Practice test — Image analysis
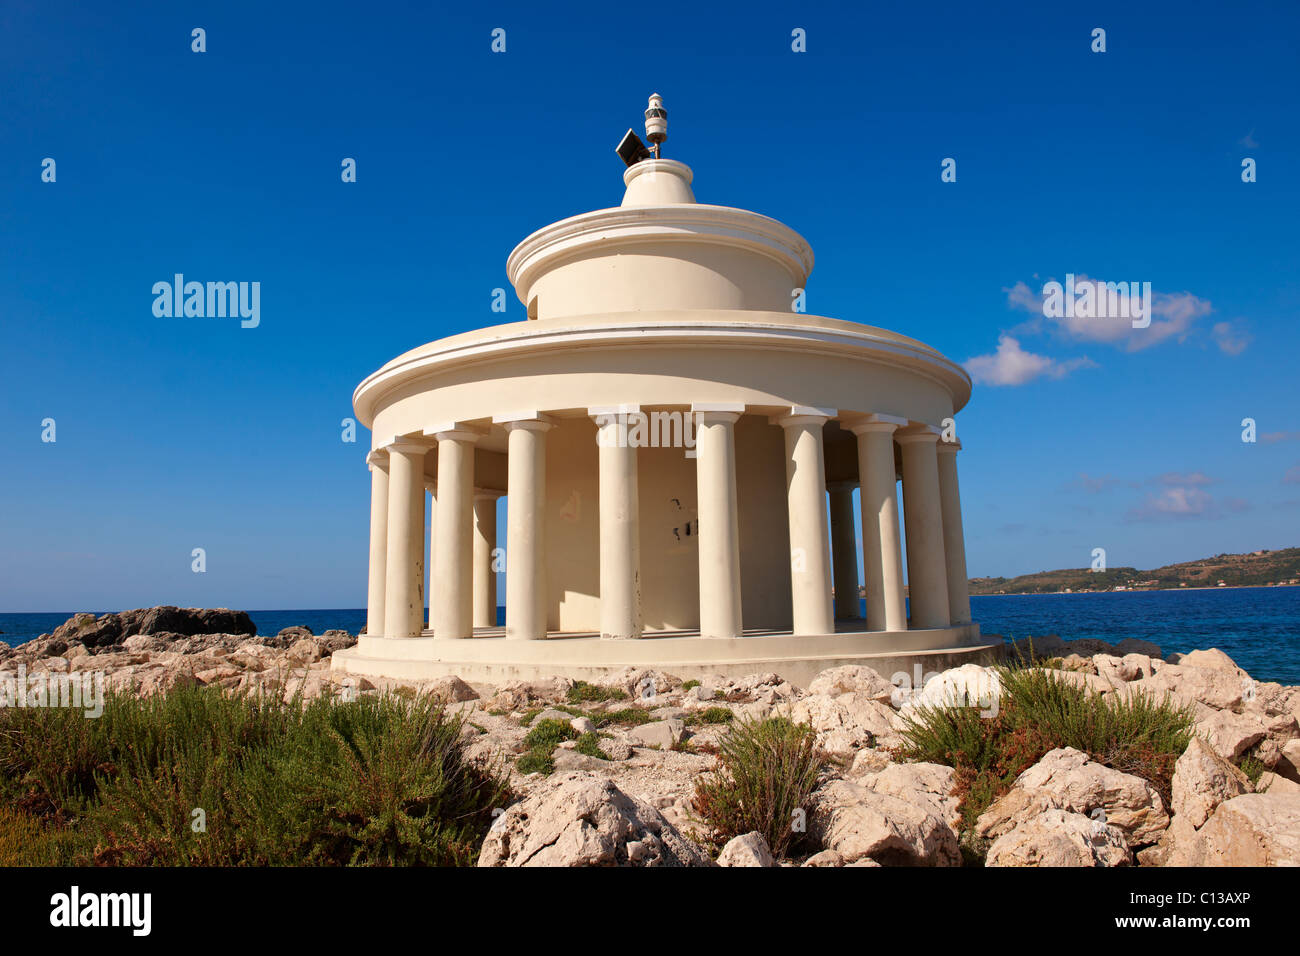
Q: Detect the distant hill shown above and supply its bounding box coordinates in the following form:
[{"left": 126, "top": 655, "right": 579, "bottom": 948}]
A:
[{"left": 969, "top": 547, "right": 1300, "bottom": 595}]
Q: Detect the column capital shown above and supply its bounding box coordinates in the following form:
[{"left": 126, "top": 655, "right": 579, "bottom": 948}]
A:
[
  {"left": 895, "top": 425, "right": 942, "bottom": 446},
  {"left": 773, "top": 405, "right": 836, "bottom": 428},
  {"left": 382, "top": 438, "right": 430, "bottom": 456},
  {"left": 936, "top": 438, "right": 963, "bottom": 454},
  {"left": 588, "top": 404, "right": 642, "bottom": 422},
  {"left": 366, "top": 448, "right": 389, "bottom": 468},
  {"left": 691, "top": 402, "right": 745, "bottom": 424},
  {"left": 493, "top": 411, "right": 555, "bottom": 432},
  {"left": 430, "top": 426, "right": 481, "bottom": 443},
  {"left": 846, "top": 413, "right": 909, "bottom": 436}
]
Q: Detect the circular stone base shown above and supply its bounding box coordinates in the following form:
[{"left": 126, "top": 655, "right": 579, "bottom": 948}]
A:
[{"left": 330, "top": 626, "right": 1003, "bottom": 689}]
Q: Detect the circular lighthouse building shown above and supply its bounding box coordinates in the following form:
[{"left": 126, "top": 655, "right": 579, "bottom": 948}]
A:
[{"left": 333, "top": 109, "right": 999, "bottom": 687}]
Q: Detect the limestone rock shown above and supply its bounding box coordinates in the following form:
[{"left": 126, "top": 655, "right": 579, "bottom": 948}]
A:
[
  {"left": 1125, "top": 664, "right": 1242, "bottom": 712},
  {"left": 716, "top": 832, "right": 776, "bottom": 867},
  {"left": 1177, "top": 648, "right": 1247, "bottom": 677},
  {"left": 429, "top": 675, "right": 479, "bottom": 703},
  {"left": 1172, "top": 737, "right": 1252, "bottom": 830},
  {"left": 1167, "top": 793, "right": 1300, "bottom": 866},
  {"left": 1255, "top": 772, "right": 1300, "bottom": 795},
  {"left": 985, "top": 808, "right": 1132, "bottom": 867},
  {"left": 859, "top": 761, "right": 961, "bottom": 830},
  {"left": 810, "top": 779, "right": 960, "bottom": 866},
  {"left": 477, "top": 772, "right": 712, "bottom": 867},
  {"left": 807, "top": 665, "right": 894, "bottom": 703},
  {"left": 285, "top": 638, "right": 322, "bottom": 664},
  {"left": 975, "top": 747, "right": 1167, "bottom": 847},
  {"left": 1195, "top": 710, "right": 1267, "bottom": 761},
  {"left": 899, "top": 664, "right": 1001, "bottom": 714},
  {"left": 802, "top": 849, "right": 844, "bottom": 867},
  {"left": 570, "top": 716, "right": 597, "bottom": 735},
  {"left": 628, "top": 719, "right": 685, "bottom": 750},
  {"left": 777, "top": 692, "right": 904, "bottom": 756}
]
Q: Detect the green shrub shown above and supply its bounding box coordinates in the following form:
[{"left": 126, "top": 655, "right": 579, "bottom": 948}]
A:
[
  {"left": 897, "top": 665, "right": 1196, "bottom": 833},
  {"left": 591, "top": 707, "right": 653, "bottom": 728},
  {"left": 566, "top": 681, "right": 627, "bottom": 704},
  {"left": 691, "top": 717, "right": 824, "bottom": 859},
  {"left": 681, "top": 680, "right": 701, "bottom": 691},
  {"left": 687, "top": 707, "right": 734, "bottom": 726},
  {"left": 0, "top": 685, "right": 510, "bottom": 866},
  {"left": 574, "top": 733, "right": 608, "bottom": 760}
]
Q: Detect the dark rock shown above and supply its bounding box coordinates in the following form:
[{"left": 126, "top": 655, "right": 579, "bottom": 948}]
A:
[
  {"left": 48, "top": 607, "right": 256, "bottom": 650},
  {"left": 316, "top": 631, "right": 357, "bottom": 655},
  {"left": 277, "top": 625, "right": 314, "bottom": 642}
]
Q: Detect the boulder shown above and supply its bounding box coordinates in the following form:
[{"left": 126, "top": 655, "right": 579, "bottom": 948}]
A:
[
  {"left": 285, "top": 638, "right": 323, "bottom": 664},
  {"left": 1195, "top": 710, "right": 1266, "bottom": 761},
  {"left": 1255, "top": 772, "right": 1300, "bottom": 795},
  {"left": 1124, "top": 664, "right": 1242, "bottom": 712},
  {"left": 801, "top": 849, "right": 845, "bottom": 867},
  {"left": 899, "top": 664, "right": 1001, "bottom": 714},
  {"left": 276, "top": 625, "right": 314, "bottom": 642},
  {"left": 810, "top": 779, "right": 960, "bottom": 866},
  {"left": 477, "top": 773, "right": 712, "bottom": 867},
  {"left": 427, "top": 675, "right": 479, "bottom": 703},
  {"left": 974, "top": 747, "right": 1168, "bottom": 847},
  {"left": 985, "top": 808, "right": 1132, "bottom": 867},
  {"left": 570, "top": 716, "right": 597, "bottom": 735},
  {"left": 628, "top": 719, "right": 685, "bottom": 750},
  {"left": 777, "top": 692, "right": 904, "bottom": 756},
  {"left": 1171, "top": 737, "right": 1252, "bottom": 830},
  {"left": 716, "top": 832, "right": 776, "bottom": 867},
  {"left": 1177, "top": 648, "right": 1247, "bottom": 677},
  {"left": 858, "top": 761, "right": 961, "bottom": 830},
  {"left": 807, "top": 665, "right": 895, "bottom": 703},
  {"left": 1167, "top": 793, "right": 1300, "bottom": 866}
]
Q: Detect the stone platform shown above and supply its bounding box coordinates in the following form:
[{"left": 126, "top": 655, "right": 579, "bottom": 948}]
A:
[{"left": 330, "top": 623, "right": 1003, "bottom": 688}]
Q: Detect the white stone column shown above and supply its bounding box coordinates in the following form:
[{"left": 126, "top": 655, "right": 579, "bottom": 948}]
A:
[
  {"left": 433, "top": 427, "right": 479, "bottom": 640},
  {"left": 897, "top": 426, "right": 951, "bottom": 629},
  {"left": 382, "top": 440, "right": 428, "bottom": 638},
  {"left": 591, "top": 407, "right": 642, "bottom": 640},
  {"left": 828, "top": 480, "right": 860, "bottom": 620},
  {"left": 498, "top": 415, "right": 553, "bottom": 641},
  {"left": 937, "top": 439, "right": 972, "bottom": 625},
  {"left": 365, "top": 450, "right": 389, "bottom": 637},
  {"left": 850, "top": 418, "right": 907, "bottom": 632},
  {"left": 425, "top": 481, "right": 436, "bottom": 630},
  {"left": 778, "top": 408, "right": 834, "bottom": 636},
  {"left": 693, "top": 405, "right": 744, "bottom": 638},
  {"left": 472, "top": 490, "right": 502, "bottom": 628}
]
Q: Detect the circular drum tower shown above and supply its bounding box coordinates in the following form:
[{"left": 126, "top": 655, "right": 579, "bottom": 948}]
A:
[{"left": 333, "top": 113, "right": 999, "bottom": 687}]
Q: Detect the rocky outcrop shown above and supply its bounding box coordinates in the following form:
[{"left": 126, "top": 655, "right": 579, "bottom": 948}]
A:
[
  {"left": 45, "top": 607, "right": 257, "bottom": 650},
  {"left": 477, "top": 773, "right": 712, "bottom": 867},
  {"left": 985, "top": 808, "right": 1132, "bottom": 867},
  {"left": 717, "top": 832, "right": 776, "bottom": 867},
  {"left": 1167, "top": 793, "right": 1300, "bottom": 866},
  {"left": 810, "top": 778, "right": 960, "bottom": 866},
  {"left": 975, "top": 748, "right": 1168, "bottom": 847}
]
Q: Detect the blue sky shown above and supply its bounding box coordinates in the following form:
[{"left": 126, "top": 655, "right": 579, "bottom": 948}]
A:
[{"left": 2, "top": 0, "right": 1298, "bottom": 611}]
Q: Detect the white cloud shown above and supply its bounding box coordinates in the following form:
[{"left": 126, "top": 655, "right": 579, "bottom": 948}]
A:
[
  {"left": 1004, "top": 275, "right": 1213, "bottom": 352},
  {"left": 963, "top": 335, "right": 1095, "bottom": 387},
  {"left": 1212, "top": 320, "right": 1252, "bottom": 355}
]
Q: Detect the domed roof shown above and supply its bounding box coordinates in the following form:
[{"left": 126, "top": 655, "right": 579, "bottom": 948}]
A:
[{"left": 506, "top": 154, "right": 814, "bottom": 320}]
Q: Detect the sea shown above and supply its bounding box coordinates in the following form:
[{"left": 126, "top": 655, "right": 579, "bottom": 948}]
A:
[{"left": 2, "top": 586, "right": 1298, "bottom": 684}]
